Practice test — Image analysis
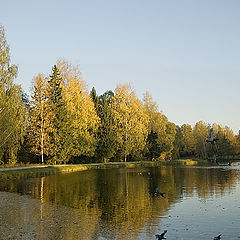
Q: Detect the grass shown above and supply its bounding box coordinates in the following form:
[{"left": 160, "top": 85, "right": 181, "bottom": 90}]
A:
[
  {"left": 0, "top": 159, "right": 211, "bottom": 182},
  {"left": 0, "top": 159, "right": 208, "bottom": 175}
]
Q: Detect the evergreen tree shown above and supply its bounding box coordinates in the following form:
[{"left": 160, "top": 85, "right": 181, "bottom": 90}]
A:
[
  {"left": 46, "top": 65, "right": 68, "bottom": 163},
  {"left": 145, "top": 130, "right": 161, "bottom": 160},
  {"left": 91, "top": 88, "right": 116, "bottom": 162}
]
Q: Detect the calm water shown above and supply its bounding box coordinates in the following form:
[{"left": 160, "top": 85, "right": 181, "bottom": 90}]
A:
[{"left": 1, "top": 164, "right": 240, "bottom": 239}]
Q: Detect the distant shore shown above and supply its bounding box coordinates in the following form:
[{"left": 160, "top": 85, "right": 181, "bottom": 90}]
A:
[{"left": 0, "top": 159, "right": 208, "bottom": 175}]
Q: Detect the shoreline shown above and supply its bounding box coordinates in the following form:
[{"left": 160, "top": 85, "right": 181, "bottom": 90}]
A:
[{"left": 0, "top": 159, "right": 206, "bottom": 175}]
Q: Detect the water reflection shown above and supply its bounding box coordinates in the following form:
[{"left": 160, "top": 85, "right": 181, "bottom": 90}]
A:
[{"left": 0, "top": 165, "right": 240, "bottom": 239}]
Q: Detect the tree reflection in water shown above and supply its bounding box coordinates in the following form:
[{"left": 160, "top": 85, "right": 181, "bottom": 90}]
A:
[{"left": 0, "top": 165, "right": 240, "bottom": 239}]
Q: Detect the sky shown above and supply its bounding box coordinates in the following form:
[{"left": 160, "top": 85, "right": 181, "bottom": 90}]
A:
[{"left": 1, "top": 0, "right": 240, "bottom": 133}]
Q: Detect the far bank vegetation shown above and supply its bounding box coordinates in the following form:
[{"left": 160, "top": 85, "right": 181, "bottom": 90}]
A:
[{"left": 1, "top": 25, "right": 240, "bottom": 165}]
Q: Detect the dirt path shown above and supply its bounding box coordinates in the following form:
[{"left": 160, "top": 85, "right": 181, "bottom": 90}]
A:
[{"left": 0, "top": 165, "right": 49, "bottom": 172}]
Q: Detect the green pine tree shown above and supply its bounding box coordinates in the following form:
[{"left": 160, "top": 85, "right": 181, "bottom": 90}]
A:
[
  {"left": 91, "top": 88, "right": 117, "bottom": 162},
  {"left": 46, "top": 65, "right": 69, "bottom": 163}
]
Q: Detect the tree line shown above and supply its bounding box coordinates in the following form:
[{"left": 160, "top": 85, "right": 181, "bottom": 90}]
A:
[{"left": 1, "top": 25, "right": 240, "bottom": 165}]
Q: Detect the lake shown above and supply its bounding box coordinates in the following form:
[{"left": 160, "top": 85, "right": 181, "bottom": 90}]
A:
[{"left": 1, "top": 163, "right": 240, "bottom": 239}]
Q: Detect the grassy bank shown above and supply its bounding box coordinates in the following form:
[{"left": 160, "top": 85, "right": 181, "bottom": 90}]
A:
[{"left": 0, "top": 159, "right": 208, "bottom": 177}]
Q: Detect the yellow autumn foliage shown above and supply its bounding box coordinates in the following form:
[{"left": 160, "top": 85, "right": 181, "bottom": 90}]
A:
[{"left": 110, "top": 84, "right": 149, "bottom": 161}]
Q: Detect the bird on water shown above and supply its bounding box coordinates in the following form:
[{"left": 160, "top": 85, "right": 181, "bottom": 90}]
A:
[
  {"left": 213, "top": 234, "right": 221, "bottom": 240},
  {"left": 155, "top": 187, "right": 166, "bottom": 198},
  {"left": 155, "top": 230, "right": 167, "bottom": 239}
]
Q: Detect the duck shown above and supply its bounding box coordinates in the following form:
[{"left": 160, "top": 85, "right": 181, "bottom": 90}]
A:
[
  {"left": 155, "top": 230, "right": 167, "bottom": 239},
  {"left": 213, "top": 234, "right": 221, "bottom": 240},
  {"left": 155, "top": 187, "right": 166, "bottom": 198}
]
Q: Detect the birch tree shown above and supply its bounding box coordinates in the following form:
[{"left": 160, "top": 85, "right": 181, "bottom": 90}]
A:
[
  {"left": 181, "top": 124, "right": 195, "bottom": 157},
  {"left": 63, "top": 70, "right": 100, "bottom": 159},
  {"left": 143, "top": 91, "right": 176, "bottom": 160},
  {"left": 110, "top": 84, "right": 149, "bottom": 161},
  {"left": 28, "top": 74, "right": 54, "bottom": 163},
  {"left": 0, "top": 25, "right": 27, "bottom": 164},
  {"left": 58, "top": 60, "right": 99, "bottom": 161}
]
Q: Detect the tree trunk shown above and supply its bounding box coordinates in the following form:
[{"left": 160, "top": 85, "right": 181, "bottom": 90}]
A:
[{"left": 40, "top": 100, "right": 44, "bottom": 164}]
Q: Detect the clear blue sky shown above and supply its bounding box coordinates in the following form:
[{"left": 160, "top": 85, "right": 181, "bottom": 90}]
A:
[{"left": 1, "top": 0, "right": 240, "bottom": 133}]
